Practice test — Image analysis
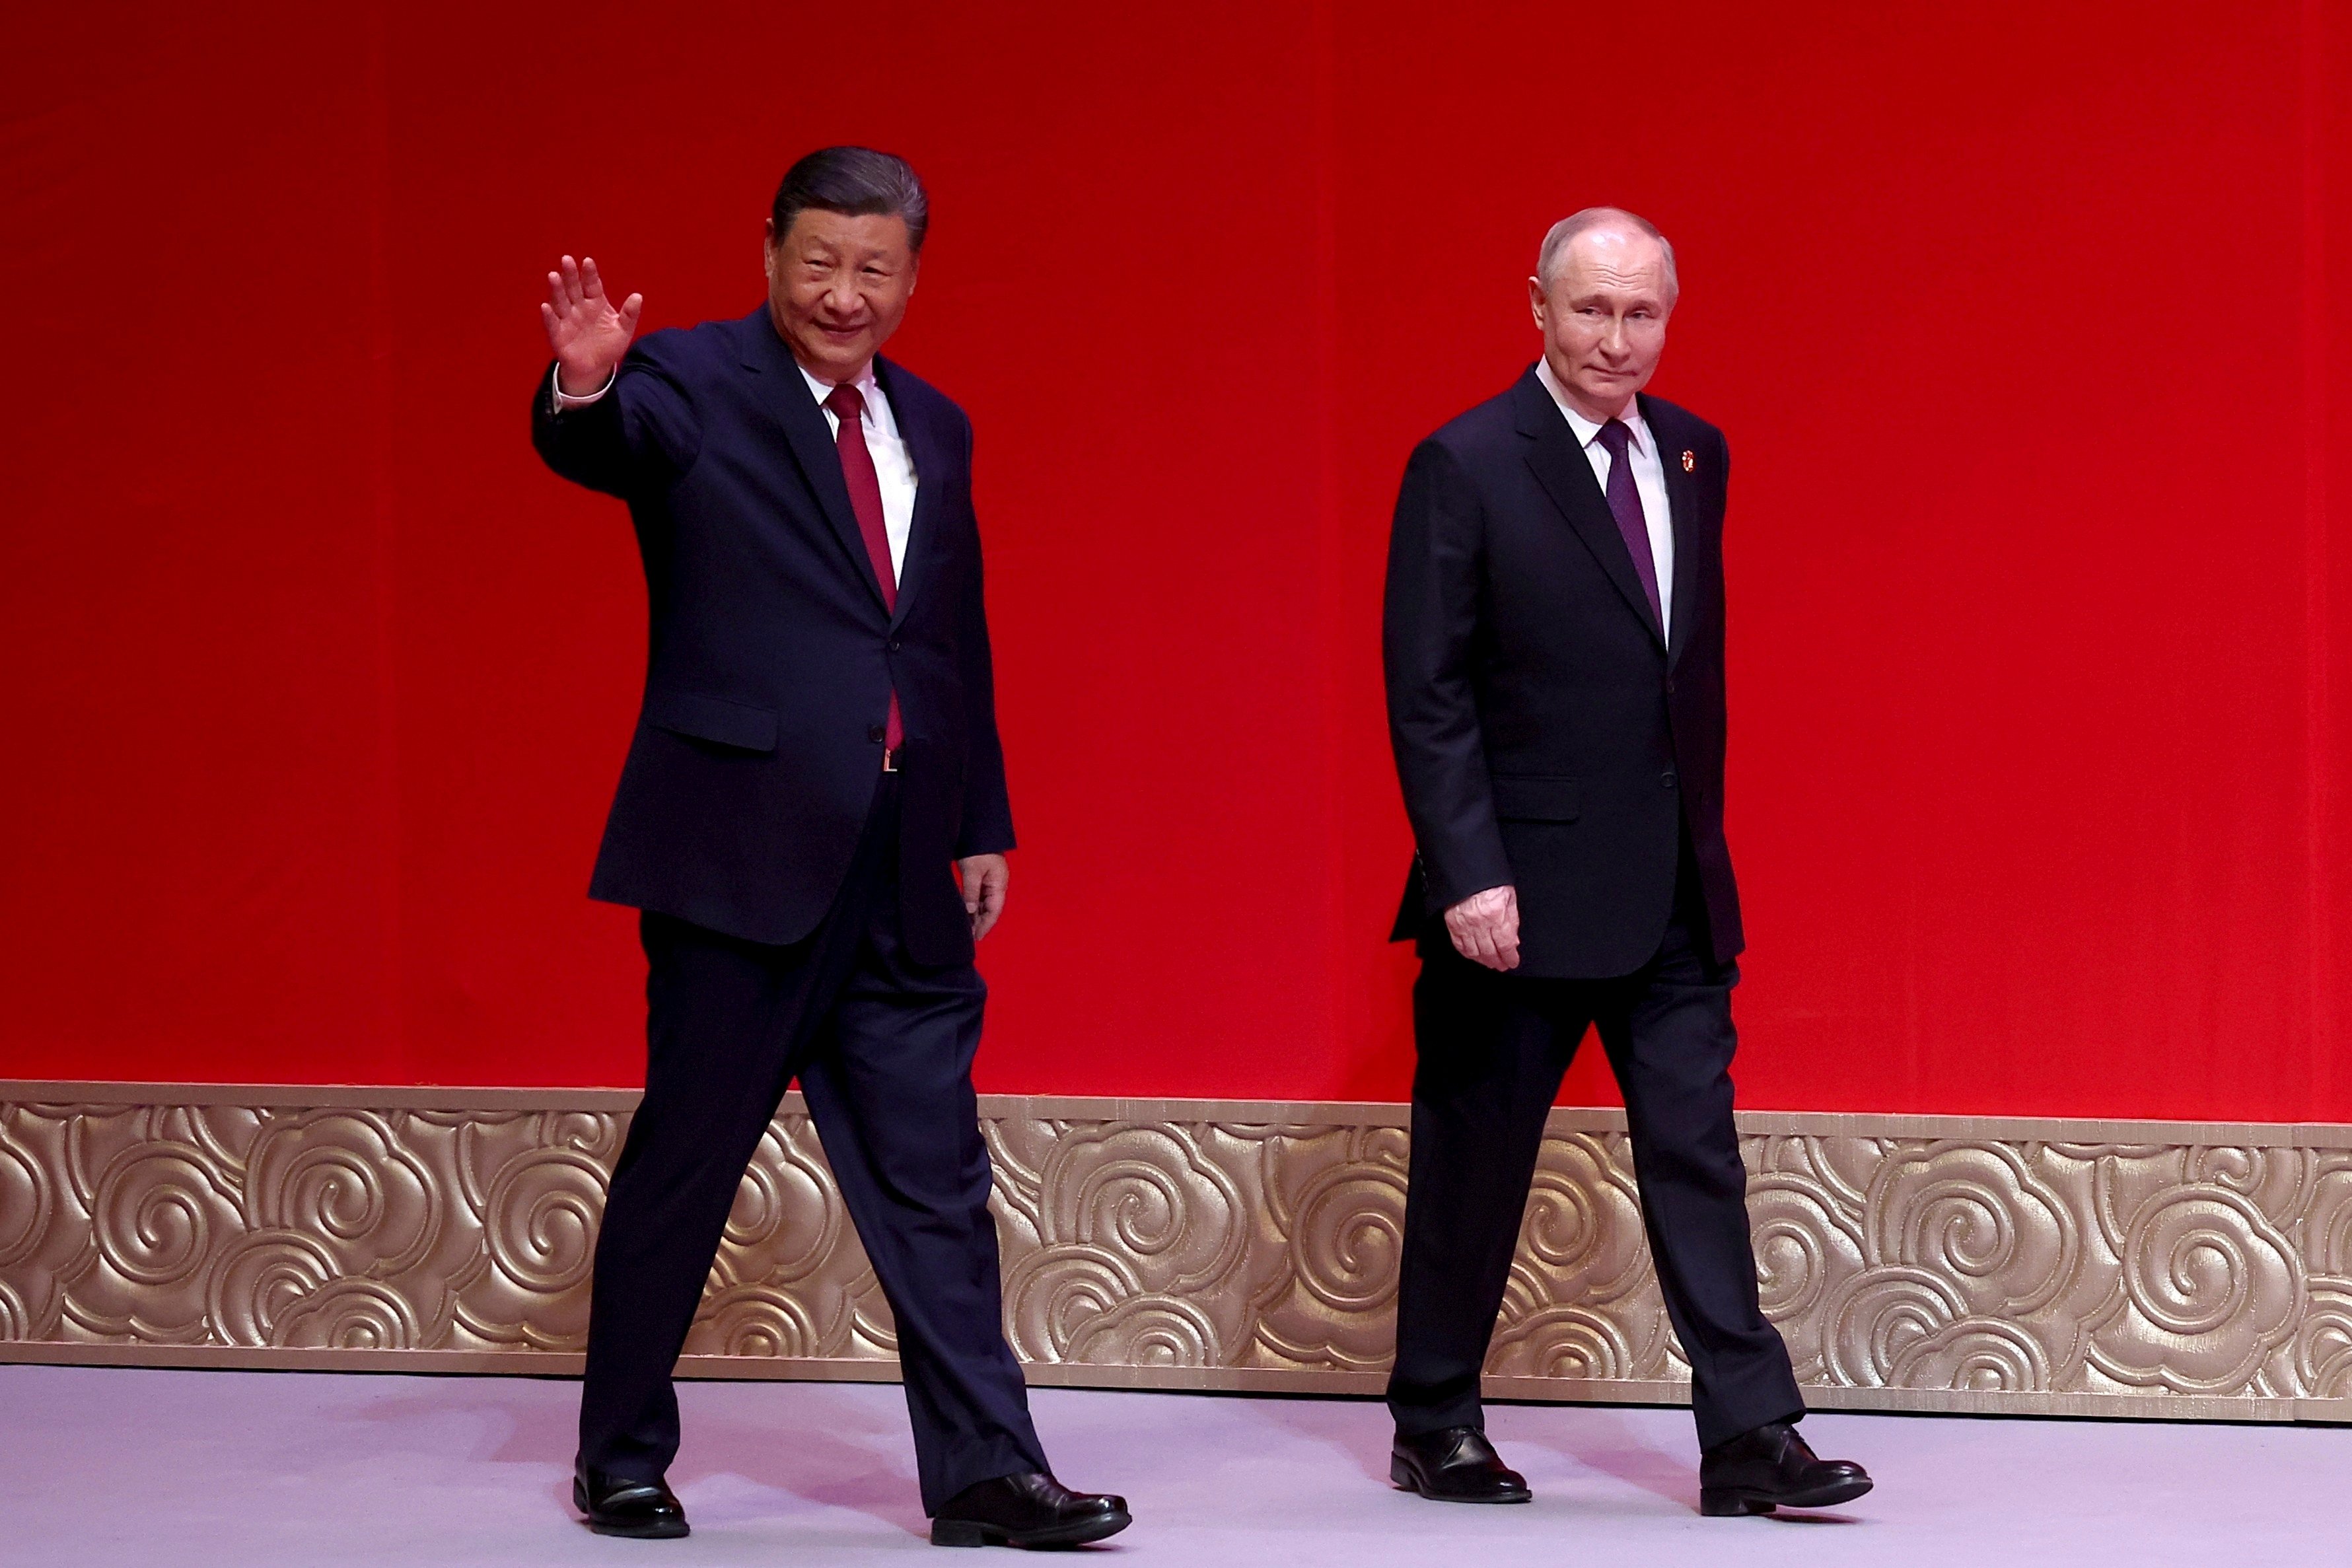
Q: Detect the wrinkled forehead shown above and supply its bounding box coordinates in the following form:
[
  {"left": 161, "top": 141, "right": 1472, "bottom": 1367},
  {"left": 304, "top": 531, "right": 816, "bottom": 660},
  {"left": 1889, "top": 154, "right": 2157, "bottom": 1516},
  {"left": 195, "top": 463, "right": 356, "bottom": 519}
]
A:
[
  {"left": 778, "top": 208, "right": 913, "bottom": 258},
  {"left": 1553, "top": 229, "right": 1672, "bottom": 293}
]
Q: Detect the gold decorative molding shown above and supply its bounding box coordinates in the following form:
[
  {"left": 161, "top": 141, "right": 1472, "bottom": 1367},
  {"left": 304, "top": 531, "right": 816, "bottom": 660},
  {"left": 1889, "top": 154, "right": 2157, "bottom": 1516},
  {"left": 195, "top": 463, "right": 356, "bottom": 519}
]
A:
[{"left": 4, "top": 1081, "right": 2350, "bottom": 1421}]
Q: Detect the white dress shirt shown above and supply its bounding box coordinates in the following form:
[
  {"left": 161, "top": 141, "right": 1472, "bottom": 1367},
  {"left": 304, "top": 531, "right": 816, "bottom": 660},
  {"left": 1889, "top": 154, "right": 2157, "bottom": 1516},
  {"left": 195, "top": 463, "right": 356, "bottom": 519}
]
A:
[
  {"left": 550, "top": 357, "right": 919, "bottom": 584},
  {"left": 1535, "top": 358, "right": 1674, "bottom": 638}
]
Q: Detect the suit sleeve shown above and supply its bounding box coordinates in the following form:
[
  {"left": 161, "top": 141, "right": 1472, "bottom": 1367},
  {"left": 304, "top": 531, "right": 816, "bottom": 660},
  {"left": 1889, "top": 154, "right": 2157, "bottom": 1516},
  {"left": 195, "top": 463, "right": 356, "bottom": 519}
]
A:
[
  {"left": 954, "top": 417, "right": 1016, "bottom": 857},
  {"left": 1384, "top": 437, "right": 1512, "bottom": 914},
  {"left": 528, "top": 335, "right": 703, "bottom": 498}
]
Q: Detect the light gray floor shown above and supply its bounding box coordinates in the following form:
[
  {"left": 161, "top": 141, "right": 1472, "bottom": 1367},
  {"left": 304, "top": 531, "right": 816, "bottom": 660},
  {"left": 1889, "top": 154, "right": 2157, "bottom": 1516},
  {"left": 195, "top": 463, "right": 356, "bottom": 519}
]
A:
[{"left": 6, "top": 1365, "right": 2341, "bottom": 1565}]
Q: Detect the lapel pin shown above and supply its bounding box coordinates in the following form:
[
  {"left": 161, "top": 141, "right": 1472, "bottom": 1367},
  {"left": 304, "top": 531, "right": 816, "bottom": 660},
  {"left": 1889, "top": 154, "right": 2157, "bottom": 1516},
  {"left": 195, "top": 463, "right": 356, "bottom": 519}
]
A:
[{"left": 1680, "top": 450, "right": 1695, "bottom": 472}]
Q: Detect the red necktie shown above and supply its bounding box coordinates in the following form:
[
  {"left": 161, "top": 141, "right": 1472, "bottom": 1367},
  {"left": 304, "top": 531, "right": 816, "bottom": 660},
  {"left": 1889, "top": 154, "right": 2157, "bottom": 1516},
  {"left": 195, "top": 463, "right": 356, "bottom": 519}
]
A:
[{"left": 824, "top": 383, "right": 903, "bottom": 752}]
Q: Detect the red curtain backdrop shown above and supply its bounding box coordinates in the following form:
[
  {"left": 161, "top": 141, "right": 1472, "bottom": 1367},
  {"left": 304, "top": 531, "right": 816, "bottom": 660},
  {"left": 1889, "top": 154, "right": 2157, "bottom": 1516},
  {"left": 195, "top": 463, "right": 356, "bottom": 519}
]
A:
[{"left": 3, "top": 1, "right": 2347, "bottom": 1118}]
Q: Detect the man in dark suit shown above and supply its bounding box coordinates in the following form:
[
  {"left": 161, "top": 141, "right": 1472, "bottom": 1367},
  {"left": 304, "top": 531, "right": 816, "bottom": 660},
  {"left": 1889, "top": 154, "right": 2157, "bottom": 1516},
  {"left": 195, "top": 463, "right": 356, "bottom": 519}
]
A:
[
  {"left": 532, "top": 147, "right": 1128, "bottom": 1549},
  {"left": 1380, "top": 207, "right": 1871, "bottom": 1517}
]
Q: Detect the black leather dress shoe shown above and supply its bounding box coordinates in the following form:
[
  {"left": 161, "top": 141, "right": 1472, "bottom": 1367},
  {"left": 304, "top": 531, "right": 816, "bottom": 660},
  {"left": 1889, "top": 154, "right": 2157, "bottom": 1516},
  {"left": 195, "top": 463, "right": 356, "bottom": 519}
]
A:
[
  {"left": 1390, "top": 1426, "right": 1532, "bottom": 1503},
  {"left": 574, "top": 1464, "right": 690, "bottom": 1538},
  {"left": 929, "top": 1472, "right": 1131, "bottom": 1548},
  {"left": 1699, "top": 1420, "right": 1872, "bottom": 1516}
]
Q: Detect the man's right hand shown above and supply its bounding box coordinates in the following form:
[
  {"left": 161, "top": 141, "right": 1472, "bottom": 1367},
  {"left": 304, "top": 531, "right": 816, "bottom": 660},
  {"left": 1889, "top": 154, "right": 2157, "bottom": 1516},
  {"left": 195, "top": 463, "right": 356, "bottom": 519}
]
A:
[
  {"left": 542, "top": 255, "right": 643, "bottom": 396},
  {"left": 1445, "top": 885, "right": 1521, "bottom": 972}
]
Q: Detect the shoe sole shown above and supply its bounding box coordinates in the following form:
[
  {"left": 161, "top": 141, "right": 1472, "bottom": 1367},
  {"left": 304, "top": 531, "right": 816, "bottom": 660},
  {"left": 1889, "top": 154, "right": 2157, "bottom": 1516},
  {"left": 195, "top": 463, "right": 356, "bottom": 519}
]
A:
[
  {"left": 583, "top": 1517, "right": 692, "bottom": 1539},
  {"left": 1700, "top": 1476, "right": 1874, "bottom": 1516},
  {"left": 929, "top": 1508, "right": 1132, "bottom": 1548},
  {"left": 1389, "top": 1456, "right": 1532, "bottom": 1504}
]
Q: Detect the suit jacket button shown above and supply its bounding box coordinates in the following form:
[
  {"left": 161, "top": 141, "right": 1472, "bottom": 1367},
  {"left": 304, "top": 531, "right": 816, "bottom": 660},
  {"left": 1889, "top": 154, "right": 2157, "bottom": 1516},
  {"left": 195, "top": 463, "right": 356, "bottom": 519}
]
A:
[
  {"left": 887, "top": 639, "right": 902, "bottom": 653},
  {"left": 1665, "top": 678, "right": 1676, "bottom": 695},
  {"left": 1662, "top": 770, "right": 1678, "bottom": 789},
  {"left": 869, "top": 725, "right": 886, "bottom": 744}
]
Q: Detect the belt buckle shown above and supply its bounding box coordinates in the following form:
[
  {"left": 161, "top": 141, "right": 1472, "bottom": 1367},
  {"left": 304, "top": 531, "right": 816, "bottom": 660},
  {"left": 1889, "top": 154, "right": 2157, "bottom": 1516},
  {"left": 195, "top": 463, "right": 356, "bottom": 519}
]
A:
[{"left": 881, "top": 746, "right": 902, "bottom": 773}]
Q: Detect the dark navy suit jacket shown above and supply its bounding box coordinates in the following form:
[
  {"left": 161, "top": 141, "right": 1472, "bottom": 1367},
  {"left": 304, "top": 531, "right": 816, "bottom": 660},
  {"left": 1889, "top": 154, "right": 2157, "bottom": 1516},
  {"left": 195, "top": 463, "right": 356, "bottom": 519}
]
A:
[
  {"left": 532, "top": 306, "right": 1013, "bottom": 967},
  {"left": 1383, "top": 369, "right": 1743, "bottom": 978}
]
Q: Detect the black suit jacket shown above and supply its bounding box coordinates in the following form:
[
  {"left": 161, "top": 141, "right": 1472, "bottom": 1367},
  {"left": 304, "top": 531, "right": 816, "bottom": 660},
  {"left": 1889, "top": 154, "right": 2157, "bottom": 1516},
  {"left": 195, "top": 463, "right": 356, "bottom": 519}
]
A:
[
  {"left": 532, "top": 306, "right": 1013, "bottom": 967},
  {"left": 1383, "top": 368, "right": 1743, "bottom": 978}
]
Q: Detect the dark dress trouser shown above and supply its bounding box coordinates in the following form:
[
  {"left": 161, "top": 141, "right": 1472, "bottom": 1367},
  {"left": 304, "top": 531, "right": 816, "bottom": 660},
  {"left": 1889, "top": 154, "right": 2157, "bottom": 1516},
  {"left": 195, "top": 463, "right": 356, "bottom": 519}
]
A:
[
  {"left": 577, "top": 773, "right": 1048, "bottom": 1514},
  {"left": 1386, "top": 844, "right": 1805, "bottom": 1451}
]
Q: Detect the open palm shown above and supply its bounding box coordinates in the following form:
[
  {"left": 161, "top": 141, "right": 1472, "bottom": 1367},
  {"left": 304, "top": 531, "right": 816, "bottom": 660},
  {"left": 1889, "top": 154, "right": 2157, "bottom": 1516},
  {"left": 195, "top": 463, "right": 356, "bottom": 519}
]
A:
[{"left": 541, "top": 255, "right": 643, "bottom": 394}]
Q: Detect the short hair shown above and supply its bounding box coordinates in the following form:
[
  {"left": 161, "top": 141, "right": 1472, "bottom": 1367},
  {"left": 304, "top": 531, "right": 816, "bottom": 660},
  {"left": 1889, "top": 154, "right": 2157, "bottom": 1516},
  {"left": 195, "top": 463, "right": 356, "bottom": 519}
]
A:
[
  {"left": 770, "top": 147, "right": 930, "bottom": 253},
  {"left": 1536, "top": 207, "right": 1677, "bottom": 301}
]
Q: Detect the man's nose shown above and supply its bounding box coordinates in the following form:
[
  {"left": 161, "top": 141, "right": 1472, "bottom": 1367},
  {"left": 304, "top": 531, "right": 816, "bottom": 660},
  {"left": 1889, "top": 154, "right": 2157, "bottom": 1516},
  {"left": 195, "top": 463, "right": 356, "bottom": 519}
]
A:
[
  {"left": 1598, "top": 320, "right": 1629, "bottom": 357},
  {"left": 823, "top": 275, "right": 863, "bottom": 318}
]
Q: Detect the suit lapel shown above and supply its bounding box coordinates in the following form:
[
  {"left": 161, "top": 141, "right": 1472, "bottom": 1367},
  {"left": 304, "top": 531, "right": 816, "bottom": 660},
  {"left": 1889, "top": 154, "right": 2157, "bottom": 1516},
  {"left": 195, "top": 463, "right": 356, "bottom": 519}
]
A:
[
  {"left": 873, "top": 357, "right": 941, "bottom": 630},
  {"left": 1513, "top": 371, "right": 1666, "bottom": 652},
  {"left": 1645, "top": 394, "right": 1704, "bottom": 670},
  {"left": 734, "top": 308, "right": 891, "bottom": 614}
]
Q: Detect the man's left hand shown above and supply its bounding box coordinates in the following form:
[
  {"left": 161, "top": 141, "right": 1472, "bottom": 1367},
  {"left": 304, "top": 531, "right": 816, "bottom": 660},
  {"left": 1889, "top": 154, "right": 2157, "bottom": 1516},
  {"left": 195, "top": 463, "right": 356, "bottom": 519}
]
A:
[{"left": 957, "top": 854, "right": 1009, "bottom": 941}]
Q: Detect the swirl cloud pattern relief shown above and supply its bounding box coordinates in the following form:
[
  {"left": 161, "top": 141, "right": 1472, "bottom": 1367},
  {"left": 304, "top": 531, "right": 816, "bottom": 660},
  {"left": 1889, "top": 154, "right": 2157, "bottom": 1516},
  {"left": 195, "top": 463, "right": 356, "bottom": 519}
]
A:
[{"left": 3, "top": 1088, "right": 2348, "bottom": 1417}]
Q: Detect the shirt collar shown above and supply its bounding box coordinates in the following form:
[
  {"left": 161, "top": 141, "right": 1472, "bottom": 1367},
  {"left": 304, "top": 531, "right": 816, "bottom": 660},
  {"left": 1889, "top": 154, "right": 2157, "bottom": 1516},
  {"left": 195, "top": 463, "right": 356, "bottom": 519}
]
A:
[
  {"left": 799, "top": 359, "right": 886, "bottom": 423},
  {"left": 1535, "top": 358, "right": 1646, "bottom": 452}
]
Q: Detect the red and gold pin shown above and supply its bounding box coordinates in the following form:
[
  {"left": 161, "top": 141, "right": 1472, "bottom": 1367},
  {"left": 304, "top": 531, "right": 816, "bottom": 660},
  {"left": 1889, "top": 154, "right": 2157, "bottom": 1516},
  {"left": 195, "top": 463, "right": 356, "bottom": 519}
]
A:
[{"left": 1680, "top": 450, "right": 1696, "bottom": 472}]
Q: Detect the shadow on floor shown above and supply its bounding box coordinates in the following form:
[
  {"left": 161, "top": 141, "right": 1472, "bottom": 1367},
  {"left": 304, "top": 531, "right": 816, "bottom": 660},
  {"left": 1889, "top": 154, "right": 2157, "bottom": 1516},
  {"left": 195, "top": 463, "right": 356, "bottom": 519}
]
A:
[{"left": 335, "top": 1378, "right": 929, "bottom": 1538}]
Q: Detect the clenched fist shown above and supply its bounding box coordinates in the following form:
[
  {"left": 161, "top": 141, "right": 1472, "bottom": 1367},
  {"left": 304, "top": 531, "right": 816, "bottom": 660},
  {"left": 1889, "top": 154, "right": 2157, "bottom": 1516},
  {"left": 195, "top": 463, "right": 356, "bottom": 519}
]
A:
[{"left": 1444, "top": 884, "right": 1520, "bottom": 971}]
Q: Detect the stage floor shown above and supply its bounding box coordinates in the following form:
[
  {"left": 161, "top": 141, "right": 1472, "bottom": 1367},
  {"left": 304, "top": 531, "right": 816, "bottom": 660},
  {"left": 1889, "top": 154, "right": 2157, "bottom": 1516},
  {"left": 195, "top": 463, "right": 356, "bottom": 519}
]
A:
[{"left": 7, "top": 1365, "right": 2341, "bottom": 1565}]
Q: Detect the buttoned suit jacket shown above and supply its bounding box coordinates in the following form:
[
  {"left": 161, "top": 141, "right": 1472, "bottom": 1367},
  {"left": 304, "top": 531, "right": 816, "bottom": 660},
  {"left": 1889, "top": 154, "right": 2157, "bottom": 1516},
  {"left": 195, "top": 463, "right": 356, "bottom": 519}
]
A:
[
  {"left": 1383, "top": 367, "right": 1744, "bottom": 978},
  {"left": 531, "top": 305, "right": 1013, "bottom": 968}
]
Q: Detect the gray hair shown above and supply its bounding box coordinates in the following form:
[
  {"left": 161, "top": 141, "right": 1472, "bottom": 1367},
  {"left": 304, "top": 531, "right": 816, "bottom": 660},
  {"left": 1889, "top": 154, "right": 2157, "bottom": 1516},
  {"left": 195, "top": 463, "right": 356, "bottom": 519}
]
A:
[
  {"left": 1536, "top": 207, "right": 1677, "bottom": 301},
  {"left": 771, "top": 146, "right": 931, "bottom": 252}
]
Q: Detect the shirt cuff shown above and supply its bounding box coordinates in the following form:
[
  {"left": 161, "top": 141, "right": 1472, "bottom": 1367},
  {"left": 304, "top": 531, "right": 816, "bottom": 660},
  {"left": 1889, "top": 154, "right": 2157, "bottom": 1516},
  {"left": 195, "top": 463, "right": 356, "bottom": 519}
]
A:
[{"left": 550, "top": 364, "right": 617, "bottom": 410}]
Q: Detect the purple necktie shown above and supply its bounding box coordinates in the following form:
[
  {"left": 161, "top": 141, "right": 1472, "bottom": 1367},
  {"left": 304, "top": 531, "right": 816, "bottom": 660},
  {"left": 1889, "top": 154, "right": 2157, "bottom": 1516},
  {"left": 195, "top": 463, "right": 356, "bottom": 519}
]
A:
[{"left": 1594, "top": 419, "right": 1663, "bottom": 633}]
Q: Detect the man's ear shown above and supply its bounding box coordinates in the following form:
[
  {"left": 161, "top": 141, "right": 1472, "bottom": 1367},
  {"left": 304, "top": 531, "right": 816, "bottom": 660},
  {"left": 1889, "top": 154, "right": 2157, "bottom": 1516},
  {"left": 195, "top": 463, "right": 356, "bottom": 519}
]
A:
[{"left": 1527, "top": 275, "right": 1548, "bottom": 328}]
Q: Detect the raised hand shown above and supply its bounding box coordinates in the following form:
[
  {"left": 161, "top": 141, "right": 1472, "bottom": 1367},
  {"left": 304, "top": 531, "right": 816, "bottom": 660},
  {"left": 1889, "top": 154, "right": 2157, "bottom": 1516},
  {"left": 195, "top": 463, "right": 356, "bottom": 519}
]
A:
[{"left": 542, "top": 255, "right": 643, "bottom": 396}]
